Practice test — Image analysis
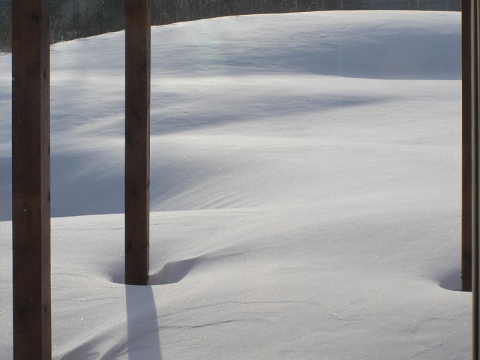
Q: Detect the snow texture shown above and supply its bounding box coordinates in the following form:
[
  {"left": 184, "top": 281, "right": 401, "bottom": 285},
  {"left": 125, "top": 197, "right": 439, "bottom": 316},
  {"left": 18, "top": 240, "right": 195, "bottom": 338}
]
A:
[{"left": 0, "top": 10, "right": 469, "bottom": 360}]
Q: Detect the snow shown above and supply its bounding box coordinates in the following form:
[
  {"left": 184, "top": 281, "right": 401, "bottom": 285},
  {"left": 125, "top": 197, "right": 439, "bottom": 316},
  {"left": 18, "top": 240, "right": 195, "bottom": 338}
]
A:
[{"left": 0, "top": 10, "right": 470, "bottom": 359}]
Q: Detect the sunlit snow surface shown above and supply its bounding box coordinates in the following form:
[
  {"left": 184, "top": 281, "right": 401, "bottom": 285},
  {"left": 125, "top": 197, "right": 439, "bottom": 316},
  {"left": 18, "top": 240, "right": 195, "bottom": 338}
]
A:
[{"left": 0, "top": 10, "right": 469, "bottom": 359}]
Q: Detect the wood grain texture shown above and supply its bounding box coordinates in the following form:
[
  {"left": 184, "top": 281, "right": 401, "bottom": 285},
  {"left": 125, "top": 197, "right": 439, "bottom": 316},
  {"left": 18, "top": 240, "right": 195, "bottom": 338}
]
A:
[
  {"left": 125, "top": 0, "right": 151, "bottom": 285},
  {"left": 12, "top": 0, "right": 51, "bottom": 358}
]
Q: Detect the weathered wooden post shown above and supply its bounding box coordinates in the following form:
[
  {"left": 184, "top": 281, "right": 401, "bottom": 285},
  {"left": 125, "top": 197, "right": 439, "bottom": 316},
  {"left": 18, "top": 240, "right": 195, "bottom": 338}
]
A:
[
  {"left": 125, "top": 0, "right": 151, "bottom": 285},
  {"left": 12, "top": 0, "right": 51, "bottom": 358},
  {"left": 463, "top": 0, "right": 473, "bottom": 292}
]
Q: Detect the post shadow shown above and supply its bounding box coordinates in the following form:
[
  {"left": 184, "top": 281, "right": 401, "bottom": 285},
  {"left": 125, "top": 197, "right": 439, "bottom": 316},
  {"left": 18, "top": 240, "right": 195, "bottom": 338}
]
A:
[{"left": 126, "top": 284, "right": 162, "bottom": 359}]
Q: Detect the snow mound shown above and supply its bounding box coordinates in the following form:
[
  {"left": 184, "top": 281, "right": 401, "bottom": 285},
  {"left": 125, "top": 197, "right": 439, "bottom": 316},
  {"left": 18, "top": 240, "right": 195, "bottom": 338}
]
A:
[
  {"left": 0, "top": 10, "right": 468, "bottom": 360},
  {"left": 154, "top": 10, "right": 460, "bottom": 79},
  {"left": 0, "top": 11, "right": 462, "bottom": 221}
]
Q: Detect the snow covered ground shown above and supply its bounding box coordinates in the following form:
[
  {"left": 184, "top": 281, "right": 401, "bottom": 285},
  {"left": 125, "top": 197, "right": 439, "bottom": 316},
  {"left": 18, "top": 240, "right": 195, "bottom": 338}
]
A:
[{"left": 0, "top": 10, "right": 470, "bottom": 359}]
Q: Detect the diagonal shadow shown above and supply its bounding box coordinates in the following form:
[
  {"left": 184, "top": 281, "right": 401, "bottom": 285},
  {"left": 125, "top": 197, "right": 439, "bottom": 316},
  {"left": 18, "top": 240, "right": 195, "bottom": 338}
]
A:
[{"left": 126, "top": 284, "right": 162, "bottom": 360}]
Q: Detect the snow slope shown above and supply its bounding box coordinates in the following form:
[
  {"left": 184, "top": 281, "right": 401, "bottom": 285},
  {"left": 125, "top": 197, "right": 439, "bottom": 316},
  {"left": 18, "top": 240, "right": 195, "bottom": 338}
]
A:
[{"left": 0, "top": 10, "right": 469, "bottom": 359}]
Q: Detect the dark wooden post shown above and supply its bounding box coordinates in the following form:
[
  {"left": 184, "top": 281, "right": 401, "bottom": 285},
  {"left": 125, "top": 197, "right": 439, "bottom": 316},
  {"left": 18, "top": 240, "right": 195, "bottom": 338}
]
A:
[
  {"left": 472, "top": 1, "right": 479, "bottom": 357},
  {"left": 12, "top": 0, "right": 51, "bottom": 358},
  {"left": 125, "top": 0, "right": 151, "bottom": 285},
  {"left": 463, "top": 0, "right": 473, "bottom": 292}
]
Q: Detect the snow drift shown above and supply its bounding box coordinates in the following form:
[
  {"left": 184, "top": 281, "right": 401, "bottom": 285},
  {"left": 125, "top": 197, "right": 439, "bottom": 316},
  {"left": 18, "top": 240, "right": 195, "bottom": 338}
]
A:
[{"left": 0, "top": 10, "right": 468, "bottom": 360}]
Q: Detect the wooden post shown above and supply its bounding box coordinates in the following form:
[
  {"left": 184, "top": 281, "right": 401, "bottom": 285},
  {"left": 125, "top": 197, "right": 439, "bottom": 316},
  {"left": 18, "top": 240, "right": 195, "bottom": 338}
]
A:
[
  {"left": 463, "top": 0, "right": 473, "bottom": 292},
  {"left": 473, "top": 1, "right": 479, "bottom": 358},
  {"left": 12, "top": 0, "right": 51, "bottom": 358},
  {"left": 125, "top": 0, "right": 151, "bottom": 285}
]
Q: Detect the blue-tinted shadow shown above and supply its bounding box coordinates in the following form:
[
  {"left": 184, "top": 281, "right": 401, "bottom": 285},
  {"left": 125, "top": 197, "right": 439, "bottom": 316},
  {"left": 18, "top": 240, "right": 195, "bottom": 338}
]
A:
[{"left": 126, "top": 284, "right": 162, "bottom": 360}]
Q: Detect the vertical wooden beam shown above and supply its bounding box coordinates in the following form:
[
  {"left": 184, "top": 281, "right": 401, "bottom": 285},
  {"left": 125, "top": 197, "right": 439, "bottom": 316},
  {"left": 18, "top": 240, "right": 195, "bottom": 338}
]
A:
[
  {"left": 125, "top": 0, "right": 151, "bottom": 285},
  {"left": 12, "top": 0, "right": 51, "bottom": 358},
  {"left": 472, "top": 1, "right": 479, "bottom": 358},
  {"left": 463, "top": 0, "right": 473, "bottom": 292}
]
